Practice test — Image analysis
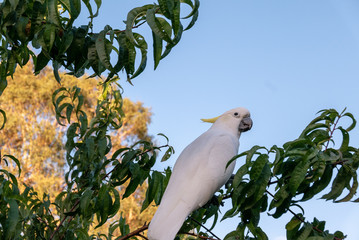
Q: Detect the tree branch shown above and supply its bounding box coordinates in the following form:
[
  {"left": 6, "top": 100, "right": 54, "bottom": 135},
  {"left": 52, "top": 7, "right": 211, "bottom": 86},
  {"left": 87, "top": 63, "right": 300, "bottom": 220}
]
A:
[
  {"left": 266, "top": 190, "right": 343, "bottom": 240},
  {"left": 49, "top": 199, "right": 80, "bottom": 240},
  {"left": 50, "top": 144, "right": 169, "bottom": 239},
  {"left": 181, "top": 231, "right": 220, "bottom": 240},
  {"left": 188, "top": 217, "right": 221, "bottom": 240},
  {"left": 116, "top": 224, "right": 148, "bottom": 240},
  {"left": 325, "top": 115, "right": 341, "bottom": 151},
  {"left": 102, "top": 144, "right": 169, "bottom": 181}
]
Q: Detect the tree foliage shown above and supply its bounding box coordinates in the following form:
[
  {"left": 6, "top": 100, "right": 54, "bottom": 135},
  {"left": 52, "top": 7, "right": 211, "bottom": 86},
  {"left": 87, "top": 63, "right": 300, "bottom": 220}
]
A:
[
  {"left": 0, "top": 62, "right": 156, "bottom": 237},
  {"left": 0, "top": 0, "right": 199, "bottom": 95},
  {"left": 1, "top": 0, "right": 359, "bottom": 240}
]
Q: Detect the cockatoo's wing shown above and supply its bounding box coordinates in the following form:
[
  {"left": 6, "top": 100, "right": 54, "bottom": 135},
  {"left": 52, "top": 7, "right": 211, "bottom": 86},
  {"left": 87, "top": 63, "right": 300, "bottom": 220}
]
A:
[{"left": 147, "top": 131, "right": 238, "bottom": 240}]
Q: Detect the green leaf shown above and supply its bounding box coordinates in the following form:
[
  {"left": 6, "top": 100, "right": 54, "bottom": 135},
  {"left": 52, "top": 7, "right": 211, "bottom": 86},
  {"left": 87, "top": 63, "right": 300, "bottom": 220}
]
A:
[
  {"left": 126, "top": 5, "right": 154, "bottom": 48},
  {"left": 247, "top": 222, "right": 268, "bottom": 240},
  {"left": 158, "top": 0, "right": 174, "bottom": 19},
  {"left": 252, "top": 162, "right": 271, "bottom": 204},
  {"left": 158, "top": 133, "right": 170, "bottom": 143},
  {"left": 152, "top": 31, "right": 163, "bottom": 69},
  {"left": 3, "top": 155, "right": 21, "bottom": 177},
  {"left": 184, "top": 5, "right": 199, "bottom": 30},
  {"left": 80, "top": 188, "right": 93, "bottom": 216},
  {"left": 0, "top": 109, "right": 6, "bottom": 130},
  {"left": 335, "top": 172, "right": 358, "bottom": 202},
  {"left": 60, "top": 0, "right": 81, "bottom": 25},
  {"left": 142, "top": 171, "right": 161, "bottom": 211},
  {"left": 53, "top": 60, "right": 61, "bottom": 83},
  {"left": 301, "top": 164, "right": 333, "bottom": 201},
  {"left": 338, "top": 127, "right": 349, "bottom": 152},
  {"left": 15, "top": 16, "right": 29, "bottom": 43},
  {"left": 96, "top": 26, "right": 113, "bottom": 71},
  {"left": 85, "top": 137, "right": 95, "bottom": 159},
  {"left": 5, "top": 199, "right": 20, "bottom": 239},
  {"left": 47, "top": 0, "right": 61, "bottom": 26},
  {"left": 161, "top": 147, "right": 173, "bottom": 162},
  {"left": 43, "top": 23, "right": 57, "bottom": 52},
  {"left": 342, "top": 112, "right": 356, "bottom": 131},
  {"left": 0, "top": 68, "right": 8, "bottom": 96},
  {"left": 322, "top": 166, "right": 350, "bottom": 201},
  {"left": 55, "top": 94, "right": 67, "bottom": 108},
  {"left": 98, "top": 137, "right": 108, "bottom": 158},
  {"left": 227, "top": 145, "right": 265, "bottom": 168},
  {"left": 297, "top": 223, "right": 312, "bottom": 240},
  {"left": 160, "top": 22, "right": 183, "bottom": 59},
  {"left": 123, "top": 176, "right": 141, "bottom": 199},
  {"left": 250, "top": 154, "right": 268, "bottom": 181},
  {"left": 108, "top": 187, "right": 120, "bottom": 218},
  {"left": 75, "top": 228, "right": 89, "bottom": 240},
  {"left": 232, "top": 164, "right": 249, "bottom": 188},
  {"left": 288, "top": 159, "right": 310, "bottom": 195},
  {"left": 286, "top": 215, "right": 303, "bottom": 239},
  {"left": 66, "top": 104, "right": 74, "bottom": 123},
  {"left": 269, "top": 186, "right": 290, "bottom": 210},
  {"left": 34, "top": 51, "right": 51, "bottom": 74},
  {"left": 299, "top": 123, "right": 330, "bottom": 139},
  {"left": 79, "top": 112, "right": 88, "bottom": 136},
  {"left": 129, "top": 33, "right": 148, "bottom": 79},
  {"left": 52, "top": 87, "right": 67, "bottom": 106},
  {"left": 182, "top": 0, "right": 200, "bottom": 20},
  {"left": 95, "top": 185, "right": 111, "bottom": 228},
  {"left": 223, "top": 230, "right": 241, "bottom": 240},
  {"left": 286, "top": 217, "right": 302, "bottom": 231},
  {"left": 146, "top": 8, "right": 173, "bottom": 43},
  {"left": 171, "top": 0, "right": 181, "bottom": 34}
]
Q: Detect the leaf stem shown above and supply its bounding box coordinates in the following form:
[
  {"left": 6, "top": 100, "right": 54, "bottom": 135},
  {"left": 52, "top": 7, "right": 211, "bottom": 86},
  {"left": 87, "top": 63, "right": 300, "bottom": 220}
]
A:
[
  {"left": 266, "top": 190, "right": 343, "bottom": 240},
  {"left": 181, "top": 231, "right": 220, "bottom": 240},
  {"left": 188, "top": 217, "right": 221, "bottom": 240},
  {"left": 102, "top": 144, "right": 169, "bottom": 181},
  {"left": 325, "top": 115, "right": 341, "bottom": 151},
  {"left": 49, "top": 199, "right": 80, "bottom": 240},
  {"left": 116, "top": 224, "right": 148, "bottom": 240}
]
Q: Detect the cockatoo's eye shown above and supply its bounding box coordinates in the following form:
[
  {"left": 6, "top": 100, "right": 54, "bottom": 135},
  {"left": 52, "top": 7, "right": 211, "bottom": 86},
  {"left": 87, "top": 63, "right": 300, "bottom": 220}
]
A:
[{"left": 233, "top": 112, "right": 240, "bottom": 118}]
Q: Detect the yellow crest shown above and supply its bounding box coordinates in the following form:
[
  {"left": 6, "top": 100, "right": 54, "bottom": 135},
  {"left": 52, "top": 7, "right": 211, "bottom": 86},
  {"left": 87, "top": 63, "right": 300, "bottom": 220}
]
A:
[{"left": 201, "top": 116, "right": 220, "bottom": 123}]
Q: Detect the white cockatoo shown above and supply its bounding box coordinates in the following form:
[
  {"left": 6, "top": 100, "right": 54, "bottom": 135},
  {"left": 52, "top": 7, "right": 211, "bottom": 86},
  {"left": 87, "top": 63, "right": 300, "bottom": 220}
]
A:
[{"left": 147, "top": 107, "right": 252, "bottom": 240}]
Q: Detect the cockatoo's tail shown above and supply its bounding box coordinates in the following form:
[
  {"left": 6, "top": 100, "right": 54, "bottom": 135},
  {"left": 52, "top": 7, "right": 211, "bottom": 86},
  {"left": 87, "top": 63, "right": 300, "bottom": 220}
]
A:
[{"left": 148, "top": 107, "right": 252, "bottom": 240}]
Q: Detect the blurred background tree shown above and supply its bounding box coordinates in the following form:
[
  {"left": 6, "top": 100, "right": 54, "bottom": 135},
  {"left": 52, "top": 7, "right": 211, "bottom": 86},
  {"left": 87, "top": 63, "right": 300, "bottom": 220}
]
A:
[{"left": 0, "top": 62, "right": 156, "bottom": 234}]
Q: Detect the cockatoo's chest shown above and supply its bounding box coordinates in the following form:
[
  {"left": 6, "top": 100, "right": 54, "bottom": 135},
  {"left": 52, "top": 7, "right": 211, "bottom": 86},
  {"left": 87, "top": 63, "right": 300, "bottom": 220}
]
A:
[{"left": 194, "top": 133, "right": 239, "bottom": 206}]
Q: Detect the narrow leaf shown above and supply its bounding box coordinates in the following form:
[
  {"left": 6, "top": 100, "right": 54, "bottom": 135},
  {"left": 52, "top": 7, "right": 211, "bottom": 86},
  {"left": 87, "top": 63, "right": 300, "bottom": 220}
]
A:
[{"left": 0, "top": 109, "right": 6, "bottom": 130}]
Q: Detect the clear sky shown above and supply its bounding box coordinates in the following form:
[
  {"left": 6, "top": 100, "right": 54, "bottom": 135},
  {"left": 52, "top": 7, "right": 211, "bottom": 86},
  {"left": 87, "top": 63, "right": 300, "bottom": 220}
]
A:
[{"left": 78, "top": 0, "right": 359, "bottom": 239}]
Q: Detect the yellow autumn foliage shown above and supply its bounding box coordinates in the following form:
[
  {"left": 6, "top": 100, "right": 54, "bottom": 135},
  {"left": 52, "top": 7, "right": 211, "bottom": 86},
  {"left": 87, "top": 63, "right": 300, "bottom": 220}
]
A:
[{"left": 0, "top": 62, "right": 157, "bottom": 235}]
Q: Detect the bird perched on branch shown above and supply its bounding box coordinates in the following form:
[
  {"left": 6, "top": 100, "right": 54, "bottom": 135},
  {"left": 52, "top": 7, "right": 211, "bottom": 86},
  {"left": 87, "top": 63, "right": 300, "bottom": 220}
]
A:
[{"left": 147, "top": 107, "right": 253, "bottom": 240}]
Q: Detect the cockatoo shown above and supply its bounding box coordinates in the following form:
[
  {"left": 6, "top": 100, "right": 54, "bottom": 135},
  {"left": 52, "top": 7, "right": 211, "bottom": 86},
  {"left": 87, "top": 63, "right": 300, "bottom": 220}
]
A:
[{"left": 147, "top": 107, "right": 252, "bottom": 240}]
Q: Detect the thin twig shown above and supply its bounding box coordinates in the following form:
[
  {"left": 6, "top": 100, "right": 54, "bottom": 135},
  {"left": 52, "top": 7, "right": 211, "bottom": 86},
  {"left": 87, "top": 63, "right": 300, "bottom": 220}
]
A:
[
  {"left": 181, "top": 231, "right": 219, "bottom": 240},
  {"left": 111, "top": 21, "right": 147, "bottom": 34},
  {"left": 50, "top": 144, "right": 168, "bottom": 239},
  {"left": 188, "top": 217, "right": 221, "bottom": 240},
  {"left": 116, "top": 224, "right": 148, "bottom": 240},
  {"left": 325, "top": 115, "right": 341, "bottom": 151},
  {"left": 49, "top": 199, "right": 80, "bottom": 240},
  {"left": 135, "top": 233, "right": 148, "bottom": 240},
  {"left": 102, "top": 144, "right": 169, "bottom": 181},
  {"left": 266, "top": 190, "right": 343, "bottom": 240}
]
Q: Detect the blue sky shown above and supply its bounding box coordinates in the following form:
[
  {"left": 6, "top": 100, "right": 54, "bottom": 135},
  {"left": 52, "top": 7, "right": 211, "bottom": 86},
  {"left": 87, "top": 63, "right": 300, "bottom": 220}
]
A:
[{"left": 79, "top": 0, "right": 359, "bottom": 239}]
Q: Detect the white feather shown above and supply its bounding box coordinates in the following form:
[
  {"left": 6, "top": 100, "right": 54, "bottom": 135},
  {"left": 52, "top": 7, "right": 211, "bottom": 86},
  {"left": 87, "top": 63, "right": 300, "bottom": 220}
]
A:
[{"left": 147, "top": 107, "right": 252, "bottom": 240}]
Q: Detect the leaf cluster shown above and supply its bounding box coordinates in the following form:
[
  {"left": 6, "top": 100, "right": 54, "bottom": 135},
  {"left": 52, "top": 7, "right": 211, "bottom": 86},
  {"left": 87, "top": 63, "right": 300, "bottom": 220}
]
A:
[
  {"left": 220, "top": 109, "right": 357, "bottom": 239},
  {"left": 0, "top": 0, "right": 200, "bottom": 95},
  {"left": 0, "top": 79, "right": 175, "bottom": 239}
]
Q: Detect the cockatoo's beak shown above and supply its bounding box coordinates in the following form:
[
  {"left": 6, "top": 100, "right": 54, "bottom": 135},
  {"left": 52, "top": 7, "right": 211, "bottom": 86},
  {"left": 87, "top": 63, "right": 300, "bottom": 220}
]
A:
[
  {"left": 201, "top": 116, "right": 220, "bottom": 123},
  {"left": 239, "top": 117, "right": 253, "bottom": 132}
]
